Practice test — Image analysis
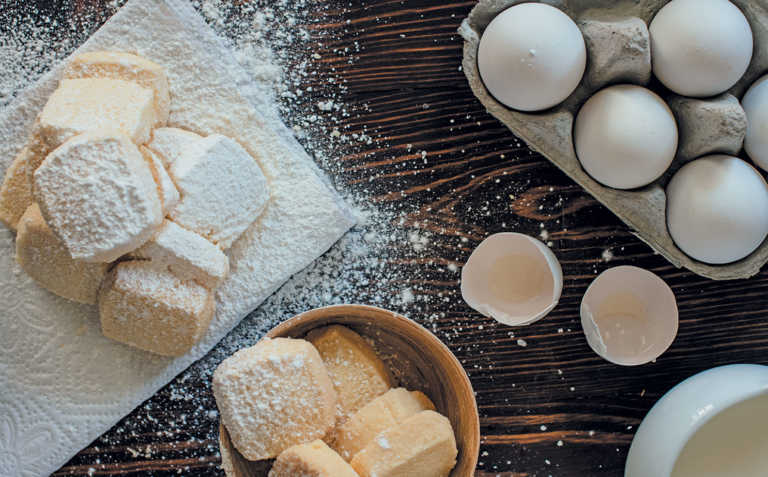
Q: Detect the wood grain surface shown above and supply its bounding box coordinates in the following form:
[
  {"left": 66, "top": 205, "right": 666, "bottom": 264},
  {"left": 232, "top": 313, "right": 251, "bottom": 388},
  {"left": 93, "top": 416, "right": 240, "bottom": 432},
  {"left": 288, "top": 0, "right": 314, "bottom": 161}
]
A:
[{"left": 7, "top": 0, "right": 768, "bottom": 476}]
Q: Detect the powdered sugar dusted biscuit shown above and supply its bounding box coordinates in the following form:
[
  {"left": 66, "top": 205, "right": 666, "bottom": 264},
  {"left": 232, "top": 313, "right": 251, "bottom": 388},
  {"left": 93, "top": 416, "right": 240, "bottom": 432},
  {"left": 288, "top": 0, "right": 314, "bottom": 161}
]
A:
[
  {"left": 269, "top": 440, "right": 360, "bottom": 477},
  {"left": 63, "top": 51, "right": 170, "bottom": 126},
  {"left": 26, "top": 78, "right": 156, "bottom": 179},
  {"left": 130, "top": 220, "right": 229, "bottom": 289},
  {"left": 213, "top": 337, "right": 338, "bottom": 461},
  {"left": 334, "top": 388, "right": 435, "bottom": 461},
  {"left": 99, "top": 261, "right": 215, "bottom": 356},
  {"left": 169, "top": 134, "right": 269, "bottom": 249},
  {"left": 350, "top": 410, "right": 457, "bottom": 477},
  {"left": 33, "top": 132, "right": 162, "bottom": 263},
  {"left": 147, "top": 127, "right": 202, "bottom": 169},
  {"left": 16, "top": 204, "right": 110, "bottom": 304},
  {"left": 0, "top": 147, "right": 34, "bottom": 230},
  {"left": 140, "top": 146, "right": 180, "bottom": 215},
  {"left": 307, "top": 325, "right": 393, "bottom": 421}
]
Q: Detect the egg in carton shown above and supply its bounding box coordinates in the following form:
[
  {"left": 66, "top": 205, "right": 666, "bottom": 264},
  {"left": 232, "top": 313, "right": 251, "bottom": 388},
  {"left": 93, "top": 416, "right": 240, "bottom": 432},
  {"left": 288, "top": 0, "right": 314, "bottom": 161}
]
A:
[{"left": 460, "top": 0, "right": 768, "bottom": 280}]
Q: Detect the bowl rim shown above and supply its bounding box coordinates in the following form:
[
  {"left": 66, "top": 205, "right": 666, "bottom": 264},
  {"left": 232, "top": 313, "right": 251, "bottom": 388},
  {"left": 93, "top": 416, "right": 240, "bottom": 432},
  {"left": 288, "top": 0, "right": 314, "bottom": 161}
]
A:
[
  {"left": 265, "top": 303, "right": 481, "bottom": 476},
  {"left": 625, "top": 364, "right": 768, "bottom": 476}
]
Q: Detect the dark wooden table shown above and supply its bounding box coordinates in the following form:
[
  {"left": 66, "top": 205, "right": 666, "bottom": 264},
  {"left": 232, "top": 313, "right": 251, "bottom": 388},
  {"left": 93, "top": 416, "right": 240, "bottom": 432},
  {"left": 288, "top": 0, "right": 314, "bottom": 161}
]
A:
[{"left": 7, "top": 0, "right": 768, "bottom": 476}]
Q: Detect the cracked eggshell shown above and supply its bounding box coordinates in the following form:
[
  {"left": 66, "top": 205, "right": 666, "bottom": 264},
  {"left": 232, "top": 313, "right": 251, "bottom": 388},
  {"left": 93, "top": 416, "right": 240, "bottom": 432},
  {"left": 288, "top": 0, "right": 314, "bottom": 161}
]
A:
[
  {"left": 461, "top": 233, "right": 562, "bottom": 326},
  {"left": 580, "top": 266, "right": 678, "bottom": 366}
]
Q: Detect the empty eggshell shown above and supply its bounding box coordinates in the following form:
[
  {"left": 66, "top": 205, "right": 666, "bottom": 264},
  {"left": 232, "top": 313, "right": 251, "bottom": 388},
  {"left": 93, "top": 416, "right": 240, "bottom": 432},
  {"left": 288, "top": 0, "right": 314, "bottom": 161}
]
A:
[
  {"left": 461, "top": 233, "right": 562, "bottom": 326},
  {"left": 580, "top": 266, "right": 678, "bottom": 366}
]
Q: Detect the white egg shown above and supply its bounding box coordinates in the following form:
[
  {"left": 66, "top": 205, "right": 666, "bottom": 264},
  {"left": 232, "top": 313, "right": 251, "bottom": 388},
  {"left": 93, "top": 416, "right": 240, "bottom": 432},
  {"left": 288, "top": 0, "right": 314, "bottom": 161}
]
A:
[
  {"left": 477, "top": 3, "right": 586, "bottom": 112},
  {"left": 574, "top": 85, "right": 677, "bottom": 189},
  {"left": 649, "top": 0, "right": 753, "bottom": 97},
  {"left": 742, "top": 74, "right": 768, "bottom": 171},
  {"left": 667, "top": 155, "right": 768, "bottom": 264},
  {"left": 581, "top": 266, "right": 678, "bottom": 366},
  {"left": 461, "top": 233, "right": 562, "bottom": 326}
]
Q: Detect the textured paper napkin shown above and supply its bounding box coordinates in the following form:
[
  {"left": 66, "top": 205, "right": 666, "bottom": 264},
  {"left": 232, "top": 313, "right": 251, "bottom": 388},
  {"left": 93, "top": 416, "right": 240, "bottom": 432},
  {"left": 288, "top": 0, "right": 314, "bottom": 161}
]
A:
[{"left": 0, "top": 1, "right": 355, "bottom": 475}]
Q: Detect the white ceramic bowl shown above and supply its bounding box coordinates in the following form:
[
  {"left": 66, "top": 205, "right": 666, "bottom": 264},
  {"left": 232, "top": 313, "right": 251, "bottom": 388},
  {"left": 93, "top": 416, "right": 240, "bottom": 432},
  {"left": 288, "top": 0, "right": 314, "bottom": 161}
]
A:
[{"left": 625, "top": 364, "right": 768, "bottom": 477}]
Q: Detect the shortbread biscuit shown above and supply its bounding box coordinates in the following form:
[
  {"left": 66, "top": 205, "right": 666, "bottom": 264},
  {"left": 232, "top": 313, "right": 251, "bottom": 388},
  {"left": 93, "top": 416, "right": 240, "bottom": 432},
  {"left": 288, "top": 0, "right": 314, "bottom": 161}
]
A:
[
  {"left": 27, "top": 78, "right": 156, "bottom": 179},
  {"left": 16, "top": 204, "right": 110, "bottom": 304},
  {"left": 140, "top": 146, "right": 180, "bottom": 215},
  {"left": 99, "top": 261, "right": 215, "bottom": 356},
  {"left": 0, "top": 147, "right": 34, "bottom": 230},
  {"left": 307, "top": 325, "right": 393, "bottom": 421},
  {"left": 269, "top": 440, "right": 360, "bottom": 477},
  {"left": 169, "top": 134, "right": 269, "bottom": 249},
  {"left": 63, "top": 51, "right": 170, "bottom": 126},
  {"left": 350, "top": 411, "right": 457, "bottom": 477},
  {"left": 147, "top": 127, "right": 202, "bottom": 169},
  {"left": 334, "top": 388, "right": 435, "bottom": 461},
  {"left": 130, "top": 220, "right": 229, "bottom": 289},
  {"left": 213, "top": 337, "right": 338, "bottom": 461},
  {"left": 33, "top": 132, "right": 162, "bottom": 263}
]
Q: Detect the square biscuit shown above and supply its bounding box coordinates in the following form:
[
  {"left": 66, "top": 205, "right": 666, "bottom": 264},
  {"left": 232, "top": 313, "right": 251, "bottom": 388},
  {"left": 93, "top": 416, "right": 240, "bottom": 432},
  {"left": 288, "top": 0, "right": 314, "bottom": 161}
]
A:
[
  {"left": 168, "top": 134, "right": 269, "bottom": 249},
  {"left": 213, "top": 337, "right": 338, "bottom": 461},
  {"left": 27, "top": 78, "right": 156, "bottom": 179},
  {"left": 63, "top": 51, "right": 170, "bottom": 127},
  {"left": 147, "top": 127, "right": 202, "bottom": 170},
  {"left": 334, "top": 388, "right": 435, "bottom": 461},
  {"left": 306, "top": 325, "right": 393, "bottom": 422},
  {"left": 350, "top": 410, "right": 457, "bottom": 477},
  {"left": 129, "top": 220, "right": 229, "bottom": 289},
  {"left": 98, "top": 260, "right": 215, "bottom": 356},
  {"left": 140, "top": 146, "right": 180, "bottom": 215},
  {"left": 16, "top": 204, "right": 110, "bottom": 304},
  {"left": 0, "top": 147, "right": 34, "bottom": 230},
  {"left": 268, "top": 440, "right": 359, "bottom": 477},
  {"left": 33, "top": 131, "right": 163, "bottom": 263}
]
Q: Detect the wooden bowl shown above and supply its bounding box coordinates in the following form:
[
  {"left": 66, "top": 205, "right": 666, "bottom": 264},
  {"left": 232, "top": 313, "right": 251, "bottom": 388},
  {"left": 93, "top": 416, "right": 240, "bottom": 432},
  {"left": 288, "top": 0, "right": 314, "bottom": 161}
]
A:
[{"left": 218, "top": 304, "right": 480, "bottom": 477}]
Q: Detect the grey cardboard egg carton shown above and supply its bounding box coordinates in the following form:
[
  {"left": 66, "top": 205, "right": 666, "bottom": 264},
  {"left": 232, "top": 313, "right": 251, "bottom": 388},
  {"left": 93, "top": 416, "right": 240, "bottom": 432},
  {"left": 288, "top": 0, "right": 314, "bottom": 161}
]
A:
[{"left": 460, "top": 0, "right": 768, "bottom": 280}]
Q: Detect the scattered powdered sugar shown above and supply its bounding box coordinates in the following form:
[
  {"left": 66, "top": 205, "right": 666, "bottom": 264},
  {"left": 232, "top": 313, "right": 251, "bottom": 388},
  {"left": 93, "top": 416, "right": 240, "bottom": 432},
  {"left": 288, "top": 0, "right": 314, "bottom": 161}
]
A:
[{"left": 0, "top": 0, "right": 505, "bottom": 471}]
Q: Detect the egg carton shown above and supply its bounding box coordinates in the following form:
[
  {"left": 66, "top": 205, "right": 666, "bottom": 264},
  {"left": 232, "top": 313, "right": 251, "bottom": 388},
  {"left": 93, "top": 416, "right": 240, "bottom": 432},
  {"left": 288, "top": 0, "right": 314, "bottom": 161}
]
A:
[{"left": 460, "top": 0, "right": 768, "bottom": 280}]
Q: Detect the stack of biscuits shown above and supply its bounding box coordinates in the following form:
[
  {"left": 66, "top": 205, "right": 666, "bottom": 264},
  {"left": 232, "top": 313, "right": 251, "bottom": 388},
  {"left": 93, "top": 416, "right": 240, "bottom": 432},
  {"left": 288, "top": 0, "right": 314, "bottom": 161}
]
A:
[
  {"left": 214, "top": 325, "right": 459, "bottom": 477},
  {"left": 0, "top": 51, "right": 270, "bottom": 357}
]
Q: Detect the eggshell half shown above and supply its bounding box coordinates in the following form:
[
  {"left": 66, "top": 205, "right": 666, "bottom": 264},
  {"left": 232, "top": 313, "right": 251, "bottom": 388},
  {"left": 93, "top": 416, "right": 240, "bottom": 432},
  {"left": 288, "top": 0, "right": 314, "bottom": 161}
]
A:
[
  {"left": 461, "top": 233, "right": 562, "bottom": 326},
  {"left": 580, "top": 266, "right": 678, "bottom": 366}
]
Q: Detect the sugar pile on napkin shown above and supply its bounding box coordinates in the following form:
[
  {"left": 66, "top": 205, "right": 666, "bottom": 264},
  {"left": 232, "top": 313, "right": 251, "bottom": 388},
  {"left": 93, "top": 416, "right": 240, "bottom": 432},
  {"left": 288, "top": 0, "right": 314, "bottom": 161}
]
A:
[{"left": 0, "top": 1, "right": 355, "bottom": 475}]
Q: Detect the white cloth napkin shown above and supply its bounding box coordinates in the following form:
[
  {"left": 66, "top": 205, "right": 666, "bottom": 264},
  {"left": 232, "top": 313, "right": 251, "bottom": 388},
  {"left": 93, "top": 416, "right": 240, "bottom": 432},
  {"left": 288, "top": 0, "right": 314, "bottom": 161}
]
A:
[{"left": 0, "top": 1, "right": 355, "bottom": 475}]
